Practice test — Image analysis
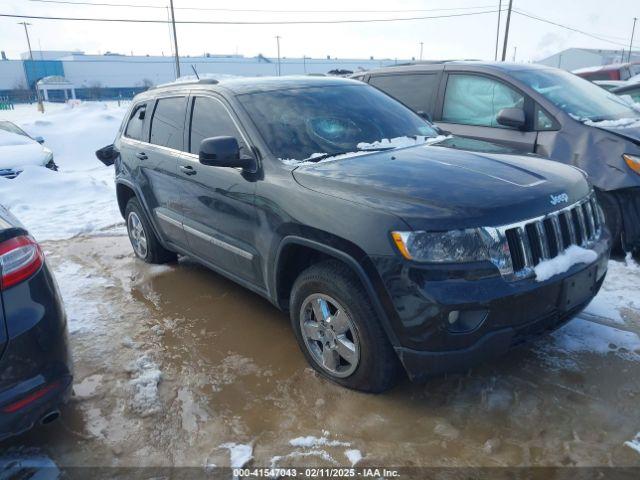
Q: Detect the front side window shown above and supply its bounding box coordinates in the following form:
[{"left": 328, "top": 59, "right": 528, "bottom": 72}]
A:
[
  {"left": 512, "top": 68, "right": 640, "bottom": 122},
  {"left": 189, "top": 97, "right": 247, "bottom": 155},
  {"left": 442, "top": 74, "right": 525, "bottom": 128},
  {"left": 124, "top": 104, "right": 146, "bottom": 141},
  {"left": 149, "top": 97, "right": 186, "bottom": 150},
  {"left": 369, "top": 74, "right": 439, "bottom": 113},
  {"left": 237, "top": 84, "right": 438, "bottom": 161}
]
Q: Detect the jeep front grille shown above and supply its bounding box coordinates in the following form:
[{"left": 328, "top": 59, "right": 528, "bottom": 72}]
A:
[{"left": 503, "top": 193, "right": 603, "bottom": 274}]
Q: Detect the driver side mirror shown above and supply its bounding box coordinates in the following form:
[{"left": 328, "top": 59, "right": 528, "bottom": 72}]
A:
[
  {"left": 496, "top": 108, "right": 526, "bottom": 130},
  {"left": 417, "top": 111, "right": 432, "bottom": 123},
  {"left": 199, "top": 136, "right": 256, "bottom": 173},
  {"left": 34, "top": 136, "right": 45, "bottom": 144}
]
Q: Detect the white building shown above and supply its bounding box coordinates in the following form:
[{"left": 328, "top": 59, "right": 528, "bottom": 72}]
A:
[{"left": 537, "top": 48, "right": 640, "bottom": 71}]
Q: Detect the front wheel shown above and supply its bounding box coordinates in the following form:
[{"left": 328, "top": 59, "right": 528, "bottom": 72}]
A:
[
  {"left": 289, "top": 260, "right": 401, "bottom": 392},
  {"left": 125, "top": 198, "right": 176, "bottom": 264}
]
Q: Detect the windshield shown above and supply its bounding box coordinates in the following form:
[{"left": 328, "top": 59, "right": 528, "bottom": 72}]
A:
[
  {"left": 237, "top": 84, "right": 438, "bottom": 161},
  {"left": 0, "top": 121, "right": 30, "bottom": 138},
  {"left": 512, "top": 68, "right": 640, "bottom": 121}
]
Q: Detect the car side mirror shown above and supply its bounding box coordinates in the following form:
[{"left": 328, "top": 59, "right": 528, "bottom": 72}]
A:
[
  {"left": 95, "top": 143, "right": 119, "bottom": 166},
  {"left": 34, "top": 136, "right": 45, "bottom": 144},
  {"left": 417, "top": 110, "right": 432, "bottom": 122},
  {"left": 496, "top": 108, "right": 526, "bottom": 129},
  {"left": 199, "top": 136, "right": 256, "bottom": 172}
]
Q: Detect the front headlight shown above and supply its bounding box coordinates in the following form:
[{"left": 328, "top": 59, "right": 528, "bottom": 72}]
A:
[
  {"left": 391, "top": 228, "right": 513, "bottom": 275},
  {"left": 623, "top": 154, "right": 640, "bottom": 175},
  {"left": 43, "top": 148, "right": 54, "bottom": 163}
]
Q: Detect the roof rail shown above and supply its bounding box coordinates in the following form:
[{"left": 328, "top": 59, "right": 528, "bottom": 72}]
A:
[{"left": 152, "top": 77, "right": 219, "bottom": 89}]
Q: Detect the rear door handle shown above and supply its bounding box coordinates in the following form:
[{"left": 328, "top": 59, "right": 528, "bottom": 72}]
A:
[
  {"left": 136, "top": 152, "right": 148, "bottom": 160},
  {"left": 179, "top": 165, "right": 197, "bottom": 176}
]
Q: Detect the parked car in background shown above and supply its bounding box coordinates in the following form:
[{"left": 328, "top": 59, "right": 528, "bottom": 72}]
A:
[
  {"left": 0, "top": 204, "right": 73, "bottom": 441},
  {"left": 613, "top": 82, "right": 640, "bottom": 103},
  {"left": 0, "top": 121, "right": 57, "bottom": 179},
  {"left": 573, "top": 62, "right": 640, "bottom": 81},
  {"left": 97, "top": 76, "right": 609, "bottom": 392},
  {"left": 354, "top": 61, "right": 640, "bottom": 252},
  {"left": 593, "top": 80, "right": 628, "bottom": 91}
]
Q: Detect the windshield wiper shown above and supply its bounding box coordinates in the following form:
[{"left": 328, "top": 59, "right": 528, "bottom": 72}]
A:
[{"left": 306, "top": 147, "right": 395, "bottom": 163}]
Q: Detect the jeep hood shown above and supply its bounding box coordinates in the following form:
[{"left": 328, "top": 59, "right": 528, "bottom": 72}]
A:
[{"left": 292, "top": 144, "right": 589, "bottom": 231}]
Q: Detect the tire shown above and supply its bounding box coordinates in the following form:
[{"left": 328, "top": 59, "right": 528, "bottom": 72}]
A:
[
  {"left": 596, "top": 190, "right": 624, "bottom": 253},
  {"left": 289, "top": 260, "right": 401, "bottom": 392},
  {"left": 124, "top": 197, "right": 176, "bottom": 264}
]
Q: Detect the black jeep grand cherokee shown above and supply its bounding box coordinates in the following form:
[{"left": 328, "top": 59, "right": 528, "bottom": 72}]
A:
[{"left": 97, "top": 76, "right": 610, "bottom": 392}]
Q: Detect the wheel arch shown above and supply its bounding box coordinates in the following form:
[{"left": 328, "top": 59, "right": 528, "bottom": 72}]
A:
[{"left": 273, "top": 235, "right": 401, "bottom": 347}]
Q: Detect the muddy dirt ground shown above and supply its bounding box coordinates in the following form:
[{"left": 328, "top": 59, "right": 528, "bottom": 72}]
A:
[{"left": 2, "top": 233, "right": 640, "bottom": 470}]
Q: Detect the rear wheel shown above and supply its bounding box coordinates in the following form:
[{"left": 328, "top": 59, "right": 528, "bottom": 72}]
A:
[
  {"left": 290, "top": 260, "right": 400, "bottom": 392},
  {"left": 125, "top": 198, "right": 176, "bottom": 264}
]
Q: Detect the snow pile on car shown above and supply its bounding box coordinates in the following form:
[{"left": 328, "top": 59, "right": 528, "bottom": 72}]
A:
[
  {"left": 0, "top": 129, "right": 49, "bottom": 170},
  {"left": 0, "top": 102, "right": 127, "bottom": 240},
  {"left": 533, "top": 245, "right": 598, "bottom": 282}
]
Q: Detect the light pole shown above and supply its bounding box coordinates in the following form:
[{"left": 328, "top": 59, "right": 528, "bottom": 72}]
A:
[
  {"left": 168, "top": 0, "right": 181, "bottom": 79},
  {"left": 275, "top": 36, "right": 282, "bottom": 76},
  {"left": 501, "top": 0, "right": 513, "bottom": 61},
  {"left": 419, "top": 42, "right": 423, "bottom": 61},
  {"left": 629, "top": 17, "right": 638, "bottom": 63},
  {"left": 494, "top": 0, "right": 502, "bottom": 61}
]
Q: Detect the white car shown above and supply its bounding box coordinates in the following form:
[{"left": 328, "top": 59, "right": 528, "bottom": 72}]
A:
[{"left": 0, "top": 121, "right": 57, "bottom": 179}]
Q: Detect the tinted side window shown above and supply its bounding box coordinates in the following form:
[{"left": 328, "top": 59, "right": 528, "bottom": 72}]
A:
[
  {"left": 189, "top": 96, "right": 248, "bottom": 154},
  {"left": 369, "top": 74, "right": 438, "bottom": 113},
  {"left": 124, "top": 104, "right": 146, "bottom": 141},
  {"left": 442, "top": 74, "right": 524, "bottom": 128},
  {"left": 149, "top": 97, "right": 186, "bottom": 150}
]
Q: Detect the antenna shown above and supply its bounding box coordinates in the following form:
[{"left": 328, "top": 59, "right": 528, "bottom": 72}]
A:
[{"left": 191, "top": 64, "right": 200, "bottom": 80}]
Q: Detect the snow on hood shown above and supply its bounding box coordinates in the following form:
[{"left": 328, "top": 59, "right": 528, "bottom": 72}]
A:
[
  {"left": 0, "top": 129, "right": 48, "bottom": 170},
  {"left": 280, "top": 135, "right": 450, "bottom": 166},
  {"left": 534, "top": 245, "right": 598, "bottom": 282},
  {"left": 583, "top": 117, "right": 640, "bottom": 129}
]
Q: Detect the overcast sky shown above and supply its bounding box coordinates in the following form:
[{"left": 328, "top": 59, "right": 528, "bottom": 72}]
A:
[{"left": 1, "top": 0, "right": 638, "bottom": 62}]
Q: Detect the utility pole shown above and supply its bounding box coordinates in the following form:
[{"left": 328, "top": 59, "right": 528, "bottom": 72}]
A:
[
  {"left": 501, "top": 0, "right": 513, "bottom": 61},
  {"left": 494, "top": 0, "right": 502, "bottom": 61},
  {"left": 419, "top": 42, "right": 423, "bottom": 61},
  {"left": 168, "top": 0, "right": 181, "bottom": 79},
  {"left": 512, "top": 46, "right": 517, "bottom": 62},
  {"left": 275, "top": 36, "right": 281, "bottom": 76},
  {"left": 18, "top": 21, "right": 43, "bottom": 112},
  {"left": 629, "top": 17, "right": 638, "bottom": 63},
  {"left": 303, "top": 55, "right": 307, "bottom": 73}
]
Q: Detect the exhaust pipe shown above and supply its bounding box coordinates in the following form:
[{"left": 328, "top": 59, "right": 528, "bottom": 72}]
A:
[{"left": 40, "top": 410, "right": 60, "bottom": 425}]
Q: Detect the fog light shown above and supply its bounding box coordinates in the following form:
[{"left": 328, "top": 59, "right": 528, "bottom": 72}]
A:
[{"left": 447, "top": 309, "right": 488, "bottom": 333}]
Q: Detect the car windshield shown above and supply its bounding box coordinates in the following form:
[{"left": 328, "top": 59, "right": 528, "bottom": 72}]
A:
[
  {"left": 237, "top": 84, "right": 438, "bottom": 161},
  {"left": 512, "top": 68, "right": 640, "bottom": 121}
]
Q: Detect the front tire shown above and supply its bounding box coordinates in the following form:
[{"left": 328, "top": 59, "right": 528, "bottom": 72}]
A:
[
  {"left": 125, "top": 198, "right": 176, "bottom": 264},
  {"left": 289, "top": 260, "right": 400, "bottom": 392},
  {"left": 596, "top": 190, "right": 624, "bottom": 253}
]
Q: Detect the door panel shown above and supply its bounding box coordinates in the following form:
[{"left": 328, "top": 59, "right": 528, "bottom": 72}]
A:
[
  {"left": 437, "top": 73, "right": 537, "bottom": 153},
  {"left": 176, "top": 95, "right": 260, "bottom": 285}
]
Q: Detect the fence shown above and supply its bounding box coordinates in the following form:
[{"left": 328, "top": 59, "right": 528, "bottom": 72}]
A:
[{"left": 0, "top": 96, "right": 15, "bottom": 110}]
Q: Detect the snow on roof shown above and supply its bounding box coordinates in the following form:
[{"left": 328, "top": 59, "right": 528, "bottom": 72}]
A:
[{"left": 36, "top": 75, "right": 74, "bottom": 86}]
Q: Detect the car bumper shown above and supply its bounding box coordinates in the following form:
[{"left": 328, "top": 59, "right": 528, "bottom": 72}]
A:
[
  {"left": 0, "top": 263, "right": 73, "bottom": 442},
  {"left": 372, "top": 235, "right": 610, "bottom": 381}
]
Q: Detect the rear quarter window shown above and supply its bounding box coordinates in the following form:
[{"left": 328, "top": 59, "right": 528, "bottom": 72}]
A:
[
  {"left": 369, "top": 73, "right": 439, "bottom": 114},
  {"left": 124, "top": 104, "right": 146, "bottom": 141}
]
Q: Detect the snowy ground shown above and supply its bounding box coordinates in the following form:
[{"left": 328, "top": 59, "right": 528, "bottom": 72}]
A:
[{"left": 1, "top": 102, "right": 640, "bottom": 469}]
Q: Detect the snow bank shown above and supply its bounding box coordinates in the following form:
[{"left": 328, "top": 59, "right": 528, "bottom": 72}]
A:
[
  {"left": 220, "top": 442, "right": 253, "bottom": 469},
  {"left": 0, "top": 102, "right": 127, "bottom": 240},
  {"left": 534, "top": 245, "right": 598, "bottom": 282},
  {"left": 128, "top": 355, "right": 162, "bottom": 417}
]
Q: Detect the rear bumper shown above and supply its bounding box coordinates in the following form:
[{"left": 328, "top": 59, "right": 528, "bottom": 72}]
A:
[{"left": 0, "top": 262, "right": 73, "bottom": 442}]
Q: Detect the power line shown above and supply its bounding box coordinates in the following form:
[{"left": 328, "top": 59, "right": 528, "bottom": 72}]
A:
[
  {"left": 513, "top": 9, "right": 631, "bottom": 48},
  {"left": 27, "top": 0, "right": 497, "bottom": 14},
  {"left": 0, "top": 10, "right": 503, "bottom": 25}
]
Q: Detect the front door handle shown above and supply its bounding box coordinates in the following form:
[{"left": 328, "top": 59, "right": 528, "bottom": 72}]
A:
[
  {"left": 136, "top": 152, "right": 148, "bottom": 160},
  {"left": 179, "top": 165, "right": 197, "bottom": 176}
]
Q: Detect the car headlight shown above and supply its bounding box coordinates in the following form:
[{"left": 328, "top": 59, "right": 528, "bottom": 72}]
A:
[
  {"left": 623, "top": 154, "right": 640, "bottom": 175},
  {"left": 391, "top": 228, "right": 513, "bottom": 275},
  {"left": 43, "top": 148, "right": 54, "bottom": 163}
]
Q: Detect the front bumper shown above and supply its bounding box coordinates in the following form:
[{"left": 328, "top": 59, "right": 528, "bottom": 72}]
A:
[{"left": 372, "top": 234, "right": 610, "bottom": 381}]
